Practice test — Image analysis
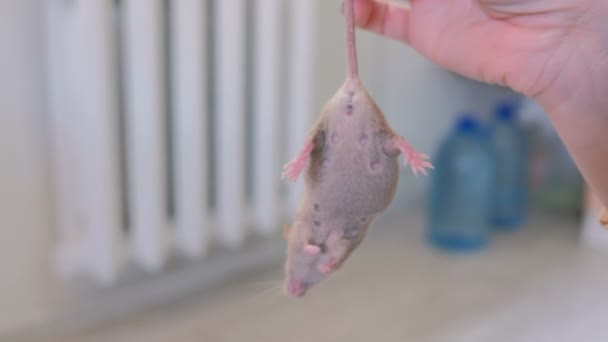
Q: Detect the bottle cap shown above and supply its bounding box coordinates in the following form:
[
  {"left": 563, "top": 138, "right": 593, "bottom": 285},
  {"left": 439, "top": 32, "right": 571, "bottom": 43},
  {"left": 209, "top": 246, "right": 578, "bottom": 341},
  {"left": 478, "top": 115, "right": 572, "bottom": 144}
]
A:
[
  {"left": 456, "top": 113, "right": 480, "bottom": 133},
  {"left": 495, "top": 101, "right": 517, "bottom": 121}
]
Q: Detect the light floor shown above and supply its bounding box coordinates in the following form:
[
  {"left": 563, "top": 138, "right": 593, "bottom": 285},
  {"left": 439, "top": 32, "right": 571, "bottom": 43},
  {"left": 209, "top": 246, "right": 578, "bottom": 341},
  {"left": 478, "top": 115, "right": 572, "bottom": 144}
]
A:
[{"left": 42, "top": 214, "right": 608, "bottom": 342}]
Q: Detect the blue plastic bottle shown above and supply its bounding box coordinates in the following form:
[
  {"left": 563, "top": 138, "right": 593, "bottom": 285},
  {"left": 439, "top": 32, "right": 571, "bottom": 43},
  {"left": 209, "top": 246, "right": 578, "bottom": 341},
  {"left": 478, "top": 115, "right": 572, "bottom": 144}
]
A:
[
  {"left": 427, "top": 115, "right": 495, "bottom": 251},
  {"left": 490, "top": 101, "right": 528, "bottom": 229}
]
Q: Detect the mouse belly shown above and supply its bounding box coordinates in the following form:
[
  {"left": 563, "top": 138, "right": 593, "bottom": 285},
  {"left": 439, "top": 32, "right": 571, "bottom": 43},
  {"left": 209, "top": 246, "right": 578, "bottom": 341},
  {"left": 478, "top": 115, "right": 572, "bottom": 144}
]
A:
[{"left": 306, "top": 150, "right": 399, "bottom": 215}]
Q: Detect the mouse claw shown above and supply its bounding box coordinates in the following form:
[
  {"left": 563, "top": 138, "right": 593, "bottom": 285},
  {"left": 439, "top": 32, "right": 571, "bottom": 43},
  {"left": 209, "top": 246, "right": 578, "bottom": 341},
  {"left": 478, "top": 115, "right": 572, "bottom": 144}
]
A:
[{"left": 281, "top": 162, "right": 300, "bottom": 182}]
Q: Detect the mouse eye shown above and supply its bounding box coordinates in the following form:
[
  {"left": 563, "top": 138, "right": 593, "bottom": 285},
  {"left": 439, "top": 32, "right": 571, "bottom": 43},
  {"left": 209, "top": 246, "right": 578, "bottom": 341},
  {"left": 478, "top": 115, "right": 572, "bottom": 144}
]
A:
[
  {"left": 343, "top": 227, "right": 359, "bottom": 240},
  {"left": 319, "top": 243, "right": 327, "bottom": 253}
]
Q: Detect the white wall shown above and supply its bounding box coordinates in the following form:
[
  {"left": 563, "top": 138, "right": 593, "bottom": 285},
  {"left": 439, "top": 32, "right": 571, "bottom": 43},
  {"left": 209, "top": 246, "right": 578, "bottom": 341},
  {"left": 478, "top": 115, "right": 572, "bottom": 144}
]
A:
[{"left": 0, "top": 0, "right": 63, "bottom": 336}]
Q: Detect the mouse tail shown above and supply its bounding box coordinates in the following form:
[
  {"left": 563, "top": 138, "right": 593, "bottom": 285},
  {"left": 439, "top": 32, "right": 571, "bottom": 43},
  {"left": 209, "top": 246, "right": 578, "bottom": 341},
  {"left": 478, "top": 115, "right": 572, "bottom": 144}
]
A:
[{"left": 344, "top": 0, "right": 359, "bottom": 81}]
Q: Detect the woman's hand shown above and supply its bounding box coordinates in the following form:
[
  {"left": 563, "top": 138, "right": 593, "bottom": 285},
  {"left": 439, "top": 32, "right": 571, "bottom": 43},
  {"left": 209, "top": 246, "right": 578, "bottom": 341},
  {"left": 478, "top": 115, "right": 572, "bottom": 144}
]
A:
[
  {"left": 353, "top": 0, "right": 606, "bottom": 111},
  {"left": 352, "top": 0, "right": 608, "bottom": 207}
]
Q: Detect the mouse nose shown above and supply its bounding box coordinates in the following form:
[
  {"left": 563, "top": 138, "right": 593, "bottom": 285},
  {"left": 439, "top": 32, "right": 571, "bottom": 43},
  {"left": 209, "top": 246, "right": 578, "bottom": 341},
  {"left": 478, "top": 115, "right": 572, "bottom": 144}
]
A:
[{"left": 286, "top": 279, "right": 307, "bottom": 297}]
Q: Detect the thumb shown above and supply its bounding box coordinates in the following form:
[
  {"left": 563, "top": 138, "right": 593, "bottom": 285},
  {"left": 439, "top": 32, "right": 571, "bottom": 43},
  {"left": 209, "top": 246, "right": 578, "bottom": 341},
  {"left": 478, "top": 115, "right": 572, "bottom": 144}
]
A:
[{"left": 352, "top": 0, "right": 412, "bottom": 43}]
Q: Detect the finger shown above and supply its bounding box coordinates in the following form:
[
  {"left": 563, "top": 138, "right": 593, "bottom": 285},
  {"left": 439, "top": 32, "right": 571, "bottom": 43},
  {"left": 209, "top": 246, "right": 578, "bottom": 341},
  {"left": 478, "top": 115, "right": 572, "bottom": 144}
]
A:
[{"left": 352, "top": 0, "right": 411, "bottom": 43}]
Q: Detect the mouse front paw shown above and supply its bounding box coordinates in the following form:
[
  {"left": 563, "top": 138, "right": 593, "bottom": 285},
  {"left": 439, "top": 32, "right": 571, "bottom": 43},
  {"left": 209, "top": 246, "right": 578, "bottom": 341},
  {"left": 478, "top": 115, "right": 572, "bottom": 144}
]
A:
[
  {"left": 281, "top": 139, "right": 314, "bottom": 182},
  {"left": 318, "top": 262, "right": 337, "bottom": 274},
  {"left": 281, "top": 161, "right": 303, "bottom": 182}
]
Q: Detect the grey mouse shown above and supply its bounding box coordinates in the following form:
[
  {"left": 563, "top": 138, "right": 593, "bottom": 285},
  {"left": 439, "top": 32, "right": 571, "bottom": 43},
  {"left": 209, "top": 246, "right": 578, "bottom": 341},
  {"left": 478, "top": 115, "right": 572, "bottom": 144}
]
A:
[{"left": 281, "top": 0, "right": 433, "bottom": 297}]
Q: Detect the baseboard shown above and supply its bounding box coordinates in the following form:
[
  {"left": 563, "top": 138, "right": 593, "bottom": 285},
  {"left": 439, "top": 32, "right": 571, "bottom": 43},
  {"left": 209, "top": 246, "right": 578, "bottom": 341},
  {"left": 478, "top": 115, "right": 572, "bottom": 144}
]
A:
[{"left": 9, "top": 236, "right": 285, "bottom": 341}]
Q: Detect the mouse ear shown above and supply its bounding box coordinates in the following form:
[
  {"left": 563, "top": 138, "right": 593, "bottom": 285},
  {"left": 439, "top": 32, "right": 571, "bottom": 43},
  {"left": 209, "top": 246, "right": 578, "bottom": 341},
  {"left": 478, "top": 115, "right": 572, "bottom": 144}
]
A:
[{"left": 283, "top": 224, "right": 291, "bottom": 240}]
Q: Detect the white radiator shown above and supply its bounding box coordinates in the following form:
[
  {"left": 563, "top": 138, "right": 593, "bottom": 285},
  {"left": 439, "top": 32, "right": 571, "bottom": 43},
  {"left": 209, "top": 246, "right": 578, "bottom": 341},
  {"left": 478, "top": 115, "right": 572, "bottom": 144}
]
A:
[{"left": 45, "top": 0, "right": 317, "bottom": 286}]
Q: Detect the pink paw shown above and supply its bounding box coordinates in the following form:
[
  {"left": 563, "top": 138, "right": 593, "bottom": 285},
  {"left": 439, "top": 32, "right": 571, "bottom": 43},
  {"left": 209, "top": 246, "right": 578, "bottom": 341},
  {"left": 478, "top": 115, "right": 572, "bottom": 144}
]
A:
[
  {"left": 318, "top": 263, "right": 336, "bottom": 274},
  {"left": 281, "top": 140, "right": 314, "bottom": 182},
  {"left": 303, "top": 244, "right": 321, "bottom": 256},
  {"left": 394, "top": 136, "right": 434, "bottom": 176}
]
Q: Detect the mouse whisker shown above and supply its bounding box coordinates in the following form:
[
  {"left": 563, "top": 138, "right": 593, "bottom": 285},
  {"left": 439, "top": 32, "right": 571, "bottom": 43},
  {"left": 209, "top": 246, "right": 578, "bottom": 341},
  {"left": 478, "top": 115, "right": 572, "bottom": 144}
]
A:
[
  {"left": 247, "top": 279, "right": 283, "bottom": 294},
  {"left": 245, "top": 284, "right": 285, "bottom": 304},
  {"left": 249, "top": 279, "right": 284, "bottom": 286}
]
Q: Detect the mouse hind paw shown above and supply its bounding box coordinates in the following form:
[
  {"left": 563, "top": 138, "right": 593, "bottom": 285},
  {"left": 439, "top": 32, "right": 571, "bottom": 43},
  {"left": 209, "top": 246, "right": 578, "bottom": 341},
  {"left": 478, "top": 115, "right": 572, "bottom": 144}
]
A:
[{"left": 394, "top": 136, "right": 434, "bottom": 176}]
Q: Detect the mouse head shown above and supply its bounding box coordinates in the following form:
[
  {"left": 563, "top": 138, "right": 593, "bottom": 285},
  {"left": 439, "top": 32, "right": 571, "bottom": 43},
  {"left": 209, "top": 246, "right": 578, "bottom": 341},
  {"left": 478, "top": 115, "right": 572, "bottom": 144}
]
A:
[
  {"left": 282, "top": 218, "right": 370, "bottom": 297},
  {"left": 282, "top": 222, "right": 327, "bottom": 297}
]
